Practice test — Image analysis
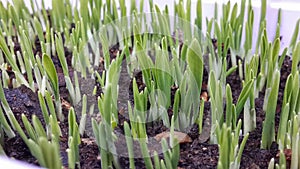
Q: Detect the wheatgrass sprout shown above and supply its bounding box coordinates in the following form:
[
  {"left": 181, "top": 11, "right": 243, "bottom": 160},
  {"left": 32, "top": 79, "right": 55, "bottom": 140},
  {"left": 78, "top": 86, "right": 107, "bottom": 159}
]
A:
[
  {"left": 88, "top": 34, "right": 101, "bottom": 68},
  {"left": 34, "top": 62, "right": 47, "bottom": 95},
  {"left": 42, "top": 53, "right": 63, "bottom": 121},
  {"left": 100, "top": 30, "right": 111, "bottom": 70},
  {"left": 170, "top": 45, "right": 185, "bottom": 87},
  {"left": 0, "top": 76, "right": 15, "bottom": 138},
  {"left": 273, "top": 9, "right": 282, "bottom": 43},
  {"left": 148, "top": 81, "right": 170, "bottom": 127},
  {"left": 21, "top": 114, "right": 46, "bottom": 142},
  {"left": 214, "top": 20, "right": 222, "bottom": 59},
  {"left": 137, "top": 116, "right": 153, "bottom": 169},
  {"left": 244, "top": 8, "right": 254, "bottom": 61},
  {"left": 9, "top": 112, "right": 62, "bottom": 169},
  {"left": 123, "top": 116, "right": 180, "bottom": 169},
  {"left": 92, "top": 119, "right": 120, "bottom": 169},
  {"left": 90, "top": 0, "right": 102, "bottom": 30},
  {"left": 261, "top": 70, "right": 280, "bottom": 149},
  {"left": 216, "top": 120, "right": 249, "bottom": 169},
  {"left": 256, "top": 29, "right": 269, "bottom": 91},
  {"left": 255, "top": 0, "right": 267, "bottom": 54},
  {"left": 0, "top": 33, "right": 20, "bottom": 73},
  {"left": 98, "top": 83, "right": 115, "bottom": 128},
  {"left": 194, "top": 0, "right": 202, "bottom": 38},
  {"left": 65, "top": 71, "right": 81, "bottom": 105},
  {"left": 67, "top": 107, "right": 81, "bottom": 169},
  {"left": 210, "top": 73, "right": 253, "bottom": 143},
  {"left": 14, "top": 52, "right": 24, "bottom": 75},
  {"left": 231, "top": 0, "right": 246, "bottom": 65},
  {"left": 289, "top": 19, "right": 300, "bottom": 53},
  {"left": 174, "top": 0, "right": 192, "bottom": 41},
  {"left": 277, "top": 103, "right": 290, "bottom": 149},
  {"left": 216, "top": 1, "right": 234, "bottom": 59},
  {"left": 173, "top": 70, "right": 201, "bottom": 131},
  {"left": 208, "top": 0, "right": 246, "bottom": 68},
  {"left": 197, "top": 98, "right": 205, "bottom": 134},
  {"left": 50, "top": 28, "right": 56, "bottom": 57},
  {"left": 160, "top": 138, "right": 179, "bottom": 169},
  {"left": 277, "top": 72, "right": 300, "bottom": 146},
  {"left": 209, "top": 70, "right": 224, "bottom": 143},
  {"left": 72, "top": 39, "right": 94, "bottom": 78},
  {"left": 51, "top": 0, "right": 67, "bottom": 31},
  {"left": 291, "top": 42, "right": 300, "bottom": 76},
  {"left": 243, "top": 91, "right": 256, "bottom": 134},
  {"left": 101, "top": 51, "right": 126, "bottom": 124},
  {"left": 276, "top": 150, "right": 287, "bottom": 168},
  {"left": 43, "top": 22, "right": 51, "bottom": 56},
  {"left": 0, "top": 2, "right": 8, "bottom": 23},
  {"left": 55, "top": 33, "right": 69, "bottom": 77},
  {"left": 11, "top": 0, "right": 30, "bottom": 21},
  {"left": 19, "top": 26, "right": 36, "bottom": 66},
  {"left": 14, "top": 70, "right": 33, "bottom": 89},
  {"left": 258, "top": 33, "right": 282, "bottom": 110},
  {"left": 0, "top": 20, "right": 9, "bottom": 39},
  {"left": 244, "top": 55, "right": 259, "bottom": 87},
  {"left": 37, "top": 91, "right": 50, "bottom": 124},
  {"left": 33, "top": 17, "right": 45, "bottom": 44},
  {"left": 93, "top": 83, "right": 120, "bottom": 168},
  {"left": 291, "top": 115, "right": 300, "bottom": 169},
  {"left": 0, "top": 100, "right": 15, "bottom": 138},
  {"left": 102, "top": 13, "right": 120, "bottom": 47},
  {"left": 154, "top": 6, "right": 174, "bottom": 48},
  {"left": 243, "top": 56, "right": 258, "bottom": 133},
  {"left": 165, "top": 116, "right": 180, "bottom": 169},
  {"left": 0, "top": 69, "right": 10, "bottom": 88},
  {"left": 94, "top": 70, "right": 106, "bottom": 91},
  {"left": 46, "top": 92, "right": 62, "bottom": 138},
  {"left": 28, "top": 136, "right": 62, "bottom": 169},
  {"left": 19, "top": 51, "right": 35, "bottom": 91},
  {"left": 129, "top": 79, "right": 148, "bottom": 139},
  {"left": 148, "top": 8, "right": 160, "bottom": 44},
  {"left": 232, "top": 79, "right": 254, "bottom": 117},
  {"left": 206, "top": 32, "right": 228, "bottom": 86},
  {"left": 152, "top": 38, "right": 173, "bottom": 108},
  {"left": 124, "top": 121, "right": 135, "bottom": 169},
  {"left": 0, "top": 45, "right": 4, "bottom": 64},
  {"left": 278, "top": 47, "right": 288, "bottom": 70},
  {"left": 187, "top": 39, "right": 203, "bottom": 93},
  {"left": 69, "top": 21, "right": 80, "bottom": 50},
  {"left": 7, "top": 4, "right": 20, "bottom": 28},
  {"left": 225, "top": 85, "right": 235, "bottom": 130},
  {"left": 266, "top": 38, "right": 281, "bottom": 89},
  {"left": 135, "top": 41, "right": 153, "bottom": 87},
  {"left": 0, "top": 137, "right": 4, "bottom": 155},
  {"left": 273, "top": 115, "right": 300, "bottom": 168},
  {"left": 112, "top": 0, "right": 120, "bottom": 21},
  {"left": 78, "top": 94, "right": 88, "bottom": 135},
  {"left": 132, "top": 20, "right": 143, "bottom": 48}
]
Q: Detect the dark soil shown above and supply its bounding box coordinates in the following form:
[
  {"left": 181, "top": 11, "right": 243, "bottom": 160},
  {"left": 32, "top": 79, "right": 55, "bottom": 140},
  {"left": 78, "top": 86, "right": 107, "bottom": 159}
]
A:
[{"left": 1, "top": 28, "right": 293, "bottom": 169}]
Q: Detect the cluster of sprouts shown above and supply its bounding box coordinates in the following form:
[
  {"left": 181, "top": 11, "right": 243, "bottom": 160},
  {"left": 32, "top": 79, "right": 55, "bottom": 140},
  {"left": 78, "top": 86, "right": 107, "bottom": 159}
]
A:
[{"left": 0, "top": 0, "right": 299, "bottom": 169}]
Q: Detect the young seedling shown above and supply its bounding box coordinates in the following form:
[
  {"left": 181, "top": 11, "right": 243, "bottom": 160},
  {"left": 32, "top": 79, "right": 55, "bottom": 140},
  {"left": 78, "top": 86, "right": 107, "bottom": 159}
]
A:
[
  {"left": 261, "top": 70, "right": 280, "bottom": 149},
  {"left": 67, "top": 107, "right": 81, "bottom": 169},
  {"left": 216, "top": 120, "right": 249, "bottom": 169},
  {"left": 42, "top": 53, "right": 63, "bottom": 121}
]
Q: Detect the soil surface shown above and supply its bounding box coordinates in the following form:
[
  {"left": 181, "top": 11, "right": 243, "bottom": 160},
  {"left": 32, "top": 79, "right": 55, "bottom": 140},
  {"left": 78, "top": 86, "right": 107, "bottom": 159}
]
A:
[{"left": 1, "top": 31, "right": 293, "bottom": 169}]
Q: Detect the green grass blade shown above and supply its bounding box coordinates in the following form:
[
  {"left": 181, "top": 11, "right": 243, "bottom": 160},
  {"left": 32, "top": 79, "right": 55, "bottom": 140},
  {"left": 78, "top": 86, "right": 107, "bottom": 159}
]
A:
[{"left": 42, "top": 54, "right": 59, "bottom": 99}]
